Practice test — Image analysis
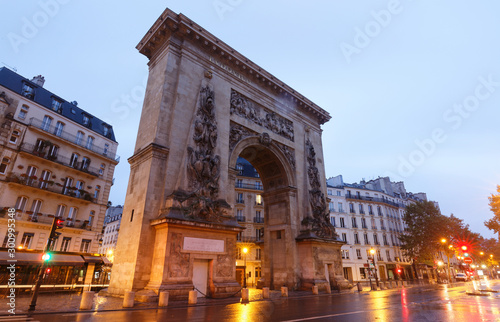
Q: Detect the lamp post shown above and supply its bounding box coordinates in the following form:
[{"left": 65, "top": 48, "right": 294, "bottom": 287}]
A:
[
  {"left": 440, "top": 238, "right": 452, "bottom": 283},
  {"left": 369, "top": 248, "right": 379, "bottom": 288},
  {"left": 242, "top": 247, "right": 248, "bottom": 289}
]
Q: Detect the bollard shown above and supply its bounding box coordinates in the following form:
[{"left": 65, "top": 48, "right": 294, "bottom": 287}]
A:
[
  {"left": 387, "top": 281, "right": 392, "bottom": 289},
  {"left": 241, "top": 288, "right": 249, "bottom": 302},
  {"left": 188, "top": 290, "right": 198, "bottom": 305},
  {"left": 79, "top": 291, "right": 94, "bottom": 310},
  {"left": 123, "top": 291, "right": 135, "bottom": 308},
  {"left": 262, "top": 287, "right": 270, "bottom": 299},
  {"left": 281, "top": 286, "right": 288, "bottom": 297},
  {"left": 325, "top": 284, "right": 331, "bottom": 294},
  {"left": 379, "top": 282, "right": 386, "bottom": 290},
  {"left": 159, "top": 291, "right": 169, "bottom": 307},
  {"left": 312, "top": 285, "right": 318, "bottom": 295},
  {"left": 357, "top": 282, "right": 363, "bottom": 292},
  {"left": 403, "top": 281, "right": 407, "bottom": 287}
]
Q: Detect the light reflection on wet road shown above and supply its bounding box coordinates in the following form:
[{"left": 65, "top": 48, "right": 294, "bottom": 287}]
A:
[{"left": 31, "top": 280, "right": 500, "bottom": 321}]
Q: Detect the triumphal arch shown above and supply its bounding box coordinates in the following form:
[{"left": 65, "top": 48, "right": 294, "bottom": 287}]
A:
[{"left": 108, "top": 8, "right": 347, "bottom": 300}]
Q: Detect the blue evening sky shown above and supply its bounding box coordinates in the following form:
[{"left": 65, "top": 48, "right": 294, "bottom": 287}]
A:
[{"left": 1, "top": 1, "right": 499, "bottom": 239}]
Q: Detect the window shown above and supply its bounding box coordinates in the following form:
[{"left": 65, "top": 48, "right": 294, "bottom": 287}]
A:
[
  {"left": 368, "top": 205, "right": 373, "bottom": 215},
  {"left": 354, "top": 233, "right": 360, "bottom": 244},
  {"left": 2, "top": 232, "right": 18, "bottom": 247},
  {"left": 255, "top": 181, "right": 263, "bottom": 190},
  {"left": 327, "top": 189, "right": 332, "bottom": 196},
  {"left": 330, "top": 216, "right": 336, "bottom": 226},
  {"left": 20, "top": 233, "right": 34, "bottom": 249},
  {"left": 51, "top": 98, "right": 62, "bottom": 112},
  {"left": 41, "top": 115, "right": 52, "bottom": 131},
  {"left": 255, "top": 194, "right": 262, "bottom": 205},
  {"left": 340, "top": 217, "right": 345, "bottom": 228},
  {"left": 237, "top": 232, "right": 242, "bottom": 241},
  {"left": 374, "top": 234, "right": 379, "bottom": 245},
  {"left": 55, "top": 204, "right": 66, "bottom": 218},
  {"left": 256, "top": 228, "right": 263, "bottom": 241},
  {"left": 346, "top": 190, "right": 351, "bottom": 198},
  {"left": 255, "top": 210, "right": 263, "bottom": 223},
  {"left": 236, "top": 179, "right": 243, "bottom": 188},
  {"left": 25, "top": 165, "right": 37, "bottom": 185},
  {"left": 351, "top": 217, "right": 357, "bottom": 228},
  {"left": 381, "top": 219, "right": 385, "bottom": 230},
  {"left": 88, "top": 211, "right": 95, "bottom": 227},
  {"left": 256, "top": 249, "right": 261, "bottom": 260},
  {"left": 377, "top": 250, "right": 382, "bottom": 261},
  {"left": 15, "top": 196, "right": 28, "bottom": 211},
  {"left": 94, "top": 185, "right": 101, "bottom": 200},
  {"left": 54, "top": 121, "right": 64, "bottom": 136},
  {"left": 386, "top": 250, "right": 391, "bottom": 262},
  {"left": 341, "top": 233, "right": 347, "bottom": 243},
  {"left": 364, "top": 233, "right": 369, "bottom": 245},
  {"left": 70, "top": 153, "right": 79, "bottom": 167},
  {"left": 0, "top": 157, "right": 10, "bottom": 174},
  {"left": 341, "top": 249, "right": 349, "bottom": 259},
  {"left": 337, "top": 191, "right": 341, "bottom": 196},
  {"left": 377, "top": 206, "right": 383, "bottom": 216},
  {"left": 356, "top": 249, "right": 362, "bottom": 259},
  {"left": 39, "top": 170, "right": 51, "bottom": 189},
  {"left": 67, "top": 207, "right": 78, "bottom": 222},
  {"left": 254, "top": 168, "right": 259, "bottom": 177},
  {"left": 356, "top": 191, "right": 360, "bottom": 198},
  {"left": 103, "top": 125, "right": 109, "bottom": 136},
  {"left": 30, "top": 199, "right": 42, "bottom": 215},
  {"left": 22, "top": 83, "right": 34, "bottom": 99},
  {"left": 80, "top": 239, "right": 91, "bottom": 253},
  {"left": 236, "top": 209, "right": 244, "bottom": 221},
  {"left": 361, "top": 218, "right": 367, "bottom": 229},
  {"left": 34, "top": 139, "right": 45, "bottom": 153},
  {"left": 236, "top": 193, "right": 244, "bottom": 204},
  {"left": 349, "top": 203, "right": 355, "bottom": 213},
  {"left": 75, "top": 181, "right": 85, "bottom": 197},
  {"left": 63, "top": 177, "right": 73, "bottom": 195},
  {"left": 383, "top": 235, "right": 389, "bottom": 246},
  {"left": 82, "top": 115, "right": 90, "bottom": 125},
  {"left": 99, "top": 163, "right": 105, "bottom": 176},
  {"left": 18, "top": 105, "right": 29, "bottom": 119},
  {"left": 338, "top": 202, "right": 343, "bottom": 213},
  {"left": 81, "top": 157, "right": 91, "bottom": 171},
  {"left": 48, "top": 145, "right": 59, "bottom": 159},
  {"left": 329, "top": 202, "right": 334, "bottom": 212},
  {"left": 86, "top": 136, "right": 94, "bottom": 149},
  {"left": 104, "top": 143, "right": 109, "bottom": 156},
  {"left": 9, "top": 130, "right": 20, "bottom": 144},
  {"left": 60, "top": 237, "right": 71, "bottom": 252},
  {"left": 236, "top": 163, "right": 243, "bottom": 175},
  {"left": 76, "top": 131, "right": 84, "bottom": 145},
  {"left": 359, "top": 268, "right": 367, "bottom": 279},
  {"left": 359, "top": 204, "right": 364, "bottom": 214}
]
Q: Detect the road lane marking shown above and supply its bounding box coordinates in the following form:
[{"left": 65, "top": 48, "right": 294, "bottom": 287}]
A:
[{"left": 281, "top": 310, "right": 366, "bottom": 321}]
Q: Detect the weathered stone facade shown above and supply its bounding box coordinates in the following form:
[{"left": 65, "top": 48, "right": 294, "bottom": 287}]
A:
[{"left": 108, "top": 8, "right": 347, "bottom": 299}]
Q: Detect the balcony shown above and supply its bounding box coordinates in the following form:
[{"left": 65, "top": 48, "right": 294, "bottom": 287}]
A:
[
  {"left": 345, "top": 194, "right": 404, "bottom": 208},
  {"left": 28, "top": 117, "right": 119, "bottom": 162},
  {"left": 236, "top": 216, "right": 246, "bottom": 222},
  {"left": 19, "top": 143, "right": 100, "bottom": 177},
  {"left": 359, "top": 210, "right": 365, "bottom": 214},
  {"left": 3, "top": 173, "right": 97, "bottom": 203},
  {"left": 381, "top": 226, "right": 386, "bottom": 231},
  {"left": 253, "top": 217, "right": 264, "bottom": 223},
  {"left": 236, "top": 199, "right": 244, "bottom": 204},
  {"left": 1, "top": 210, "right": 90, "bottom": 230}
]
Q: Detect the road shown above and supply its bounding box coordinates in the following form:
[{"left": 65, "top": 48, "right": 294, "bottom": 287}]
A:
[{"left": 28, "top": 280, "right": 500, "bottom": 321}]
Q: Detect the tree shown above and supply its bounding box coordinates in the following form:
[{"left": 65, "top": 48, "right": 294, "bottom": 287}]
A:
[{"left": 485, "top": 185, "right": 500, "bottom": 240}]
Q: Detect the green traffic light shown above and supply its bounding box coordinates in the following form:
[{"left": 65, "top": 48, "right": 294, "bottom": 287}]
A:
[
  {"left": 464, "top": 253, "right": 469, "bottom": 257},
  {"left": 42, "top": 253, "right": 51, "bottom": 261}
]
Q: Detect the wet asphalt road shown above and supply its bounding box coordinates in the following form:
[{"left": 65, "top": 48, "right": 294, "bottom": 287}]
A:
[{"left": 27, "top": 280, "right": 500, "bottom": 321}]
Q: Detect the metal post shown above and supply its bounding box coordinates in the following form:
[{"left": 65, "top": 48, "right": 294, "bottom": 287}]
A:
[
  {"left": 373, "top": 256, "right": 380, "bottom": 287},
  {"left": 243, "top": 252, "right": 247, "bottom": 289}
]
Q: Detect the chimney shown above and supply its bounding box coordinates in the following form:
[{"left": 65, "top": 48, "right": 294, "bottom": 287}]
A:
[{"left": 31, "top": 75, "right": 45, "bottom": 87}]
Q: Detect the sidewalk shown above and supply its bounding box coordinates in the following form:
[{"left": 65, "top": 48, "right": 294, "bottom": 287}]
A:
[{"left": 0, "top": 282, "right": 426, "bottom": 316}]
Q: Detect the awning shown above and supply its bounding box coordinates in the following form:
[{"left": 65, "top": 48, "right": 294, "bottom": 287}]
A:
[
  {"left": 0, "top": 251, "right": 85, "bottom": 266},
  {"left": 82, "top": 255, "right": 103, "bottom": 263}
]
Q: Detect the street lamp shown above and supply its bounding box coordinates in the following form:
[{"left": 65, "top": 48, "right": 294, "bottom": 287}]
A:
[
  {"left": 440, "top": 238, "right": 452, "bottom": 283},
  {"left": 242, "top": 247, "right": 248, "bottom": 289},
  {"left": 369, "top": 248, "right": 379, "bottom": 288}
]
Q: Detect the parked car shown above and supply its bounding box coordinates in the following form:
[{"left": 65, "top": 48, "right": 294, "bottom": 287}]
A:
[{"left": 455, "top": 273, "right": 468, "bottom": 282}]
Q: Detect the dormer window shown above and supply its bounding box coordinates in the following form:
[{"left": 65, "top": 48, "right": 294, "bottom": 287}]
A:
[
  {"left": 103, "top": 125, "right": 109, "bottom": 136},
  {"left": 51, "top": 98, "right": 63, "bottom": 113},
  {"left": 83, "top": 115, "right": 90, "bottom": 125},
  {"left": 21, "top": 83, "right": 35, "bottom": 99}
]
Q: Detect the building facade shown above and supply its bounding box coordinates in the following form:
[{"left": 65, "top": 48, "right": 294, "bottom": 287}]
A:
[
  {"left": 327, "top": 175, "right": 423, "bottom": 283},
  {"left": 0, "top": 67, "right": 119, "bottom": 254},
  {"left": 98, "top": 205, "right": 123, "bottom": 261}
]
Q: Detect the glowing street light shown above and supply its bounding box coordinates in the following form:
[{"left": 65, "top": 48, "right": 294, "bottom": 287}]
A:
[
  {"left": 369, "top": 248, "right": 379, "bottom": 288},
  {"left": 441, "top": 238, "right": 447, "bottom": 244}
]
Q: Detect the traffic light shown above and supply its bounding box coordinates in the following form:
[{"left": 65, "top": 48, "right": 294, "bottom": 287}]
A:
[
  {"left": 45, "top": 268, "right": 51, "bottom": 274},
  {"left": 461, "top": 245, "right": 468, "bottom": 251},
  {"left": 396, "top": 267, "right": 402, "bottom": 274},
  {"left": 49, "top": 217, "right": 64, "bottom": 239},
  {"left": 42, "top": 253, "right": 51, "bottom": 261}
]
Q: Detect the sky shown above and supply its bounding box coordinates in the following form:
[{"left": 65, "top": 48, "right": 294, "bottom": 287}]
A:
[{"left": 1, "top": 1, "right": 499, "bottom": 239}]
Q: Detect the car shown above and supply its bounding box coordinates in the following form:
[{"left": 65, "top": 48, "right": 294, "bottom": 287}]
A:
[{"left": 455, "top": 273, "right": 468, "bottom": 282}]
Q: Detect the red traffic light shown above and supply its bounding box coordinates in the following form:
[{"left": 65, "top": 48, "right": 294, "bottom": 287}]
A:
[
  {"left": 46, "top": 268, "right": 51, "bottom": 274},
  {"left": 461, "top": 245, "right": 467, "bottom": 251},
  {"left": 396, "top": 268, "right": 402, "bottom": 274}
]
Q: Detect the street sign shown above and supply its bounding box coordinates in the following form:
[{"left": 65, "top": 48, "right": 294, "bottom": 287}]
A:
[{"left": 464, "top": 257, "right": 473, "bottom": 264}]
